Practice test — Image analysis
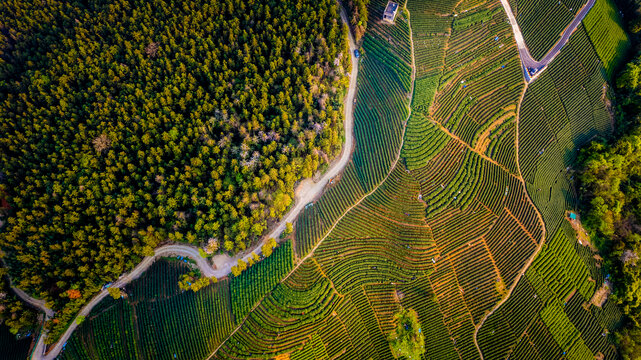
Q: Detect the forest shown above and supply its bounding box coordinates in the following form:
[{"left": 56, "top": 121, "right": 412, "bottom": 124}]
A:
[
  {"left": 579, "top": 5, "right": 641, "bottom": 357},
  {"left": 0, "top": 0, "right": 349, "bottom": 340},
  {"left": 580, "top": 122, "right": 641, "bottom": 358},
  {"left": 344, "top": 0, "right": 371, "bottom": 41}
]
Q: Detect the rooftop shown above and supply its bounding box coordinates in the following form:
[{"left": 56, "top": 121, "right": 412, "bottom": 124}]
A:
[
  {"left": 385, "top": 2, "right": 399, "bottom": 13},
  {"left": 383, "top": 1, "right": 399, "bottom": 22}
]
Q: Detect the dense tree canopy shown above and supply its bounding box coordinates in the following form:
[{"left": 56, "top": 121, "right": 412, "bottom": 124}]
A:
[
  {"left": 0, "top": 0, "right": 349, "bottom": 341},
  {"left": 580, "top": 131, "right": 641, "bottom": 304},
  {"left": 580, "top": 23, "right": 641, "bottom": 356},
  {"left": 579, "top": 124, "right": 641, "bottom": 359},
  {"left": 387, "top": 308, "right": 424, "bottom": 359},
  {"left": 345, "top": 0, "right": 371, "bottom": 41},
  {"left": 0, "top": 265, "right": 37, "bottom": 336}
]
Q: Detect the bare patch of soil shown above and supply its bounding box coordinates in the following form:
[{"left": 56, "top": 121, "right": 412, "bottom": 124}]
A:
[
  {"left": 590, "top": 281, "right": 611, "bottom": 308},
  {"left": 566, "top": 211, "right": 597, "bottom": 251}
]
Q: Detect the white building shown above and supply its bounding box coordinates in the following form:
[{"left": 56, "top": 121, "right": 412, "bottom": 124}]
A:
[{"left": 383, "top": 1, "right": 399, "bottom": 23}]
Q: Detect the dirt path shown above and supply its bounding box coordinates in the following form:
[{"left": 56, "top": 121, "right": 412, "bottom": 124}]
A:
[
  {"left": 28, "top": 244, "right": 221, "bottom": 360},
  {"left": 430, "top": 119, "right": 520, "bottom": 178},
  {"left": 500, "top": 0, "right": 596, "bottom": 81},
  {"left": 21, "top": 0, "right": 579, "bottom": 356},
  {"left": 206, "top": 7, "right": 417, "bottom": 359},
  {"left": 470, "top": 0, "right": 597, "bottom": 352},
  {"left": 472, "top": 84, "right": 547, "bottom": 359},
  {"left": 282, "top": 2, "right": 415, "bottom": 294},
  {"left": 207, "top": 5, "right": 361, "bottom": 278}
]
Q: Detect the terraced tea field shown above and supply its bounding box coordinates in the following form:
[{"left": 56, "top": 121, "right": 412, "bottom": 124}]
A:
[
  {"left": 0, "top": 325, "right": 31, "bottom": 360},
  {"left": 59, "top": 259, "right": 237, "bottom": 360},
  {"left": 293, "top": 0, "right": 413, "bottom": 259},
  {"left": 477, "top": 24, "right": 627, "bottom": 358},
  {"left": 52, "top": 0, "right": 630, "bottom": 358},
  {"left": 582, "top": 0, "right": 629, "bottom": 78},
  {"left": 510, "top": 0, "right": 588, "bottom": 60}
]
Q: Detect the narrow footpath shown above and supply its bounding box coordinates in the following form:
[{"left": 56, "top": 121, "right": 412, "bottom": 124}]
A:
[
  {"left": 206, "top": 6, "right": 417, "bottom": 359},
  {"left": 472, "top": 1, "right": 596, "bottom": 355}
]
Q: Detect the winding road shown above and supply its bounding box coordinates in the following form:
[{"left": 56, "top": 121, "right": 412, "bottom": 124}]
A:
[
  {"left": 207, "top": 8, "right": 417, "bottom": 359},
  {"left": 10, "top": 288, "right": 54, "bottom": 319},
  {"left": 208, "top": 17, "right": 359, "bottom": 276},
  {"left": 208, "top": 5, "right": 359, "bottom": 279},
  {"left": 500, "top": 0, "right": 596, "bottom": 81},
  {"left": 17, "top": 0, "right": 595, "bottom": 358},
  {"left": 29, "top": 245, "right": 221, "bottom": 360},
  {"left": 19, "top": 6, "right": 360, "bottom": 360}
]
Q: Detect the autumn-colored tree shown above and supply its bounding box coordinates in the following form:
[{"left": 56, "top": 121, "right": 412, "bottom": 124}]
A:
[
  {"left": 284, "top": 222, "right": 294, "bottom": 236},
  {"left": 107, "top": 287, "right": 122, "bottom": 300},
  {"left": 262, "top": 238, "right": 278, "bottom": 258},
  {"left": 230, "top": 266, "right": 241, "bottom": 277},
  {"left": 204, "top": 238, "right": 219, "bottom": 254},
  {"left": 66, "top": 290, "right": 81, "bottom": 300},
  {"left": 237, "top": 259, "right": 247, "bottom": 272}
]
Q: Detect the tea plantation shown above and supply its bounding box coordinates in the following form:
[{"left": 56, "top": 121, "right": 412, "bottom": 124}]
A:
[{"left": 49, "top": 0, "right": 632, "bottom": 358}]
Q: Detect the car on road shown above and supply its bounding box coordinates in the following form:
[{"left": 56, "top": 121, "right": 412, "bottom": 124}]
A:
[{"left": 354, "top": 49, "right": 360, "bottom": 58}]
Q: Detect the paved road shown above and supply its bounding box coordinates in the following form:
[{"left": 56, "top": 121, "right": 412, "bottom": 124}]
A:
[
  {"left": 207, "top": 8, "right": 417, "bottom": 359},
  {"left": 208, "top": 6, "right": 359, "bottom": 279},
  {"left": 29, "top": 245, "right": 216, "bottom": 360},
  {"left": 475, "top": 6, "right": 595, "bottom": 355},
  {"left": 24, "top": 8, "right": 360, "bottom": 360},
  {"left": 500, "top": 0, "right": 595, "bottom": 81},
  {"left": 10, "top": 286, "right": 54, "bottom": 319}
]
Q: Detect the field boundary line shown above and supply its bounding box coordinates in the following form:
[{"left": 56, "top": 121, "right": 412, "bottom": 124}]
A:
[
  {"left": 206, "top": 4, "right": 417, "bottom": 358},
  {"left": 430, "top": 120, "right": 521, "bottom": 179},
  {"left": 472, "top": 83, "right": 548, "bottom": 359},
  {"left": 503, "top": 206, "right": 540, "bottom": 246}
]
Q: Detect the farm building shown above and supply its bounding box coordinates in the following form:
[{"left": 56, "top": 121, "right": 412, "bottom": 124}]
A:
[{"left": 382, "top": 1, "right": 399, "bottom": 23}]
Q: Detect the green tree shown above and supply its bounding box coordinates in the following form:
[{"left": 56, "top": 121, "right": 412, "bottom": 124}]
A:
[
  {"left": 387, "top": 308, "right": 425, "bottom": 359},
  {"left": 618, "top": 62, "right": 641, "bottom": 91},
  {"left": 0, "top": 0, "right": 349, "bottom": 341},
  {"left": 107, "top": 287, "right": 122, "bottom": 300},
  {"left": 578, "top": 43, "right": 641, "bottom": 355}
]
